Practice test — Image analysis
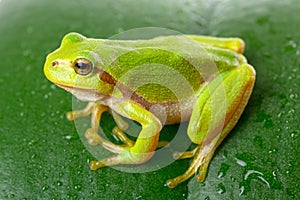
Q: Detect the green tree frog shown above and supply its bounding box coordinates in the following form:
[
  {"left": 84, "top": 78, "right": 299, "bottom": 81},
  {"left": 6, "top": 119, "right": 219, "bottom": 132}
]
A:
[{"left": 44, "top": 32, "right": 255, "bottom": 188}]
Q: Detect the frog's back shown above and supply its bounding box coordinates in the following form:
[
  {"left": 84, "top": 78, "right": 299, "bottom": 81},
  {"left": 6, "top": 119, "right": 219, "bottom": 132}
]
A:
[
  {"left": 93, "top": 35, "right": 244, "bottom": 124},
  {"left": 100, "top": 36, "right": 211, "bottom": 104}
]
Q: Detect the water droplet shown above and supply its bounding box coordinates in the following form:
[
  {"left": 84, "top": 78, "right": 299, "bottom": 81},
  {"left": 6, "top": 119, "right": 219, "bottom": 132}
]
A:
[
  {"left": 268, "top": 148, "right": 278, "bottom": 154},
  {"left": 222, "top": 150, "right": 228, "bottom": 158},
  {"left": 239, "top": 186, "right": 245, "bottom": 196},
  {"left": 7, "top": 194, "right": 15, "bottom": 198},
  {"left": 217, "top": 183, "right": 226, "bottom": 194},
  {"left": 204, "top": 196, "right": 210, "bottom": 200},
  {"left": 42, "top": 185, "right": 49, "bottom": 191},
  {"left": 59, "top": 172, "right": 64, "bottom": 177},
  {"left": 64, "top": 134, "right": 79, "bottom": 141},
  {"left": 65, "top": 135, "right": 72, "bottom": 140},
  {"left": 74, "top": 184, "right": 82, "bottom": 191},
  {"left": 244, "top": 170, "right": 263, "bottom": 180},
  {"left": 217, "top": 163, "right": 230, "bottom": 178},
  {"left": 235, "top": 158, "right": 247, "bottom": 167},
  {"left": 230, "top": 176, "right": 236, "bottom": 181},
  {"left": 90, "top": 191, "right": 95, "bottom": 196},
  {"left": 257, "top": 176, "right": 270, "bottom": 188},
  {"left": 72, "top": 154, "right": 79, "bottom": 160},
  {"left": 289, "top": 93, "right": 296, "bottom": 99},
  {"left": 28, "top": 139, "right": 38, "bottom": 146},
  {"left": 284, "top": 40, "right": 297, "bottom": 52},
  {"left": 57, "top": 181, "right": 63, "bottom": 186},
  {"left": 290, "top": 131, "right": 299, "bottom": 139}
]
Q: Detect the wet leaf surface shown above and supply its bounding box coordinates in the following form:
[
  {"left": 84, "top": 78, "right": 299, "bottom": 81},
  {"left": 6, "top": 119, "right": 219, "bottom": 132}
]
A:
[{"left": 0, "top": 0, "right": 299, "bottom": 199}]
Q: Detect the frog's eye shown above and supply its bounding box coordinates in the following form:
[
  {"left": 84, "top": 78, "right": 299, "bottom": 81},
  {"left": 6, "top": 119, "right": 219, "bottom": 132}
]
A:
[{"left": 73, "top": 58, "right": 93, "bottom": 76}]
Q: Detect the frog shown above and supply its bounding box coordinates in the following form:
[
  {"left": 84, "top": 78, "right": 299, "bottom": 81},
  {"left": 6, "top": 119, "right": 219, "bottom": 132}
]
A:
[{"left": 44, "top": 32, "right": 255, "bottom": 188}]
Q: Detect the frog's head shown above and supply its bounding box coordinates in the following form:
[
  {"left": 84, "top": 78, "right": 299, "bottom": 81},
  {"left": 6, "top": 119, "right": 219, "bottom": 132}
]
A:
[{"left": 44, "top": 32, "right": 115, "bottom": 101}]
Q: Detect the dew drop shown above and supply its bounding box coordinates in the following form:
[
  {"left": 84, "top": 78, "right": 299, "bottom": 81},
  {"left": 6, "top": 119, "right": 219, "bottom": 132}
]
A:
[
  {"left": 59, "top": 172, "right": 64, "bottom": 177},
  {"left": 217, "top": 183, "right": 226, "bottom": 194},
  {"left": 284, "top": 40, "right": 297, "bottom": 52},
  {"left": 289, "top": 93, "right": 295, "bottom": 99},
  {"left": 57, "top": 181, "right": 63, "bottom": 186},
  {"left": 7, "top": 194, "right": 15, "bottom": 198},
  {"left": 235, "top": 158, "right": 247, "bottom": 167},
  {"left": 74, "top": 184, "right": 82, "bottom": 191},
  {"left": 239, "top": 186, "right": 245, "bottom": 196},
  {"left": 42, "top": 185, "right": 49, "bottom": 191},
  {"left": 217, "top": 163, "right": 230, "bottom": 178}
]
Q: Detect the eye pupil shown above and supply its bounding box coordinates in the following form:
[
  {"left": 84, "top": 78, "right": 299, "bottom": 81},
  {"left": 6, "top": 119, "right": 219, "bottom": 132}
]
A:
[
  {"left": 73, "top": 58, "right": 93, "bottom": 75},
  {"left": 75, "top": 62, "right": 87, "bottom": 69}
]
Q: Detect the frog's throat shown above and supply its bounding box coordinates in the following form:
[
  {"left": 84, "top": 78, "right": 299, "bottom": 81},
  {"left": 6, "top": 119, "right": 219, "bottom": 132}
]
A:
[{"left": 55, "top": 83, "right": 109, "bottom": 102}]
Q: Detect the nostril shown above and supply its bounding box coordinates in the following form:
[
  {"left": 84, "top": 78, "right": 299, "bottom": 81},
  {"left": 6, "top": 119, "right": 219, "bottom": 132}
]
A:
[{"left": 51, "top": 61, "right": 58, "bottom": 67}]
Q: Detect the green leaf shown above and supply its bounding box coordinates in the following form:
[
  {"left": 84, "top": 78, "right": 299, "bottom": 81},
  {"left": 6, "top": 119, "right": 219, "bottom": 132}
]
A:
[{"left": 0, "top": 0, "right": 299, "bottom": 199}]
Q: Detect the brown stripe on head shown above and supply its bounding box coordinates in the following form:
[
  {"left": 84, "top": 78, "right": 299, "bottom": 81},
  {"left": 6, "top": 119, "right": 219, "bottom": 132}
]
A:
[
  {"left": 95, "top": 68, "right": 116, "bottom": 85},
  {"left": 100, "top": 71, "right": 116, "bottom": 85}
]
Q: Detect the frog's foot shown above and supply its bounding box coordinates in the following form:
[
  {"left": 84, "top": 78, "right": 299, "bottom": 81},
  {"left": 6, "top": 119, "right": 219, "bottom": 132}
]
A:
[
  {"left": 86, "top": 125, "right": 169, "bottom": 151},
  {"left": 85, "top": 126, "right": 169, "bottom": 171},
  {"left": 172, "top": 147, "right": 198, "bottom": 160},
  {"left": 86, "top": 131, "right": 158, "bottom": 170},
  {"left": 84, "top": 128, "right": 127, "bottom": 152},
  {"left": 166, "top": 143, "right": 216, "bottom": 188},
  {"left": 112, "top": 126, "right": 135, "bottom": 147}
]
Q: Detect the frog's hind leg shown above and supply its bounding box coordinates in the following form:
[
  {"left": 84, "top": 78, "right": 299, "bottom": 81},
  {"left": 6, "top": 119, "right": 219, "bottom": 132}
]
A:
[
  {"left": 185, "top": 35, "right": 245, "bottom": 54},
  {"left": 166, "top": 64, "right": 255, "bottom": 188}
]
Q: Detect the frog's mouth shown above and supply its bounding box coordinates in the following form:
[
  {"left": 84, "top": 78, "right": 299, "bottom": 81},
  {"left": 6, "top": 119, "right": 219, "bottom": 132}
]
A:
[{"left": 55, "top": 83, "right": 108, "bottom": 102}]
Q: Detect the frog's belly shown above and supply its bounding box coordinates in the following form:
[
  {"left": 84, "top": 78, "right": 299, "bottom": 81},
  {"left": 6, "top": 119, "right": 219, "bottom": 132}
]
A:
[{"left": 148, "top": 97, "right": 197, "bottom": 125}]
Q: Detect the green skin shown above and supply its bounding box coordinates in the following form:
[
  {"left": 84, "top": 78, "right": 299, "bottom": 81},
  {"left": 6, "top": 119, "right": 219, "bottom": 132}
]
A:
[{"left": 44, "top": 33, "right": 255, "bottom": 188}]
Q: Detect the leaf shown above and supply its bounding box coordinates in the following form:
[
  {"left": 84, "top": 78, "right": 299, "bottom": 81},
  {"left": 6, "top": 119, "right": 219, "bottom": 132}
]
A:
[{"left": 0, "top": 0, "right": 299, "bottom": 199}]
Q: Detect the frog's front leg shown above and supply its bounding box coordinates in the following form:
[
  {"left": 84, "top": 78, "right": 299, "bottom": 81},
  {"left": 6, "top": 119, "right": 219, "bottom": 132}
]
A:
[
  {"left": 167, "top": 64, "right": 255, "bottom": 188},
  {"left": 66, "top": 102, "right": 134, "bottom": 146},
  {"left": 66, "top": 102, "right": 95, "bottom": 121},
  {"left": 89, "top": 101, "right": 162, "bottom": 169}
]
